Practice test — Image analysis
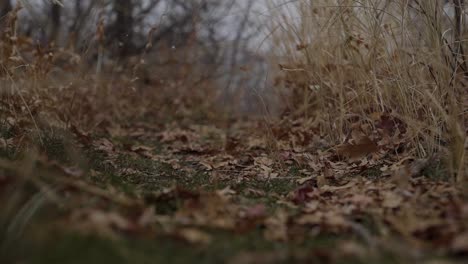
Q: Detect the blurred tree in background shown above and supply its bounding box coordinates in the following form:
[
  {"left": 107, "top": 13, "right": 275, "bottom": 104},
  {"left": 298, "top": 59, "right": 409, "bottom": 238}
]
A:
[
  {"left": 0, "top": 0, "right": 12, "bottom": 19},
  {"left": 6, "top": 0, "right": 255, "bottom": 63},
  {"left": 0, "top": 0, "right": 268, "bottom": 112}
]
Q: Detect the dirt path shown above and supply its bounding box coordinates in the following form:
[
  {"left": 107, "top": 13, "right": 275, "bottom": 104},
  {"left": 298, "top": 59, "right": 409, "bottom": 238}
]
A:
[{"left": 1, "top": 110, "right": 467, "bottom": 263}]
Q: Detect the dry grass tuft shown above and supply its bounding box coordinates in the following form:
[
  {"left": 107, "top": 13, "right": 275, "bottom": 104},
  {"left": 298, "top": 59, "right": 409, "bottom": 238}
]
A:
[{"left": 268, "top": 0, "right": 467, "bottom": 185}]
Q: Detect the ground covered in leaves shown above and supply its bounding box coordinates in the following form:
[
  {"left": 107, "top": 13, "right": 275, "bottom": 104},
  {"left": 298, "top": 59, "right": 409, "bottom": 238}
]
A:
[{"left": 1, "top": 77, "right": 467, "bottom": 264}]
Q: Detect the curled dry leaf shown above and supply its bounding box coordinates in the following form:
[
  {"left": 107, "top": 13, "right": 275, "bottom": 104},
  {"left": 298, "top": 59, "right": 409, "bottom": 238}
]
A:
[
  {"left": 130, "top": 145, "right": 156, "bottom": 159},
  {"left": 61, "top": 166, "right": 85, "bottom": 178},
  {"left": 216, "top": 186, "right": 236, "bottom": 197},
  {"left": 94, "top": 138, "right": 114, "bottom": 150},
  {"left": 297, "top": 175, "right": 315, "bottom": 185},
  {"left": 199, "top": 157, "right": 231, "bottom": 171}
]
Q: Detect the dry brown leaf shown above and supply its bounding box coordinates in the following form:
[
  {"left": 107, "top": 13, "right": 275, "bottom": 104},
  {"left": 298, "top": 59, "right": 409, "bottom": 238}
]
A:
[
  {"left": 130, "top": 145, "right": 155, "bottom": 158},
  {"left": 451, "top": 231, "right": 468, "bottom": 254},
  {"left": 94, "top": 138, "right": 116, "bottom": 154},
  {"left": 71, "top": 209, "right": 133, "bottom": 239},
  {"left": 241, "top": 204, "right": 267, "bottom": 219},
  {"left": 0, "top": 138, "right": 7, "bottom": 148},
  {"left": 199, "top": 158, "right": 230, "bottom": 171},
  {"left": 317, "top": 174, "right": 328, "bottom": 188},
  {"left": 296, "top": 213, "right": 322, "bottom": 225},
  {"left": 216, "top": 186, "right": 236, "bottom": 197},
  {"left": 264, "top": 209, "right": 288, "bottom": 241},
  {"left": 247, "top": 137, "right": 268, "bottom": 150},
  {"left": 297, "top": 175, "right": 315, "bottom": 185},
  {"left": 138, "top": 207, "right": 156, "bottom": 227},
  {"left": 320, "top": 181, "right": 356, "bottom": 192},
  {"left": 338, "top": 241, "right": 367, "bottom": 259},
  {"left": 323, "top": 212, "right": 349, "bottom": 229},
  {"left": 382, "top": 191, "right": 403, "bottom": 209},
  {"left": 177, "top": 228, "right": 212, "bottom": 244},
  {"left": 254, "top": 156, "right": 274, "bottom": 167},
  {"left": 391, "top": 158, "right": 430, "bottom": 187},
  {"left": 336, "top": 136, "right": 379, "bottom": 159}
]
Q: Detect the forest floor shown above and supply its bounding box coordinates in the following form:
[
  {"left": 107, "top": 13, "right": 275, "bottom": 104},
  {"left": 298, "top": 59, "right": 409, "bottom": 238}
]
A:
[{"left": 1, "top": 74, "right": 467, "bottom": 264}]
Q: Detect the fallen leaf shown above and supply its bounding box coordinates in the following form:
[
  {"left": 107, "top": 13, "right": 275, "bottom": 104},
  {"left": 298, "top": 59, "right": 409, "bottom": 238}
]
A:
[
  {"left": 338, "top": 241, "right": 367, "bottom": 258},
  {"left": 382, "top": 191, "right": 403, "bottom": 209},
  {"left": 264, "top": 209, "right": 288, "bottom": 241},
  {"left": 177, "top": 228, "right": 212, "bottom": 244},
  {"left": 297, "top": 175, "right": 315, "bottom": 185},
  {"left": 291, "top": 185, "right": 315, "bottom": 204},
  {"left": 130, "top": 145, "right": 155, "bottom": 158},
  {"left": 451, "top": 231, "right": 468, "bottom": 254},
  {"left": 242, "top": 204, "right": 267, "bottom": 219},
  {"left": 336, "top": 136, "right": 379, "bottom": 159},
  {"left": 71, "top": 209, "right": 134, "bottom": 239},
  {"left": 317, "top": 174, "right": 328, "bottom": 188}
]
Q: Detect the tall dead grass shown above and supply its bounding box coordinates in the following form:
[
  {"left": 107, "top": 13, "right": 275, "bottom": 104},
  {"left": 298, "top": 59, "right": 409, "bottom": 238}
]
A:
[{"left": 268, "top": 0, "right": 467, "bottom": 184}]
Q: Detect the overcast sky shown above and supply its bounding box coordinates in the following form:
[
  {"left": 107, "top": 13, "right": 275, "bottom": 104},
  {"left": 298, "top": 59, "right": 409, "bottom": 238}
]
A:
[{"left": 13, "top": 0, "right": 275, "bottom": 50}]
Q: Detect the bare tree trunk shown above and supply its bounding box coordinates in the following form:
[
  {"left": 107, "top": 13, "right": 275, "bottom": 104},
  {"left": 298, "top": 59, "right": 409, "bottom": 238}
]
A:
[
  {"left": 70, "top": 0, "right": 82, "bottom": 33},
  {"left": 454, "top": 0, "right": 468, "bottom": 77},
  {"left": 114, "top": 0, "right": 134, "bottom": 57},
  {"left": 0, "top": 0, "right": 11, "bottom": 18},
  {"left": 0, "top": 0, "right": 11, "bottom": 34},
  {"left": 50, "top": 2, "right": 62, "bottom": 44}
]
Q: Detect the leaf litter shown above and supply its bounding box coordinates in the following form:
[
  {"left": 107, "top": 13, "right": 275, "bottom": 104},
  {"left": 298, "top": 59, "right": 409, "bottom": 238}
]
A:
[{"left": 1, "top": 77, "right": 467, "bottom": 263}]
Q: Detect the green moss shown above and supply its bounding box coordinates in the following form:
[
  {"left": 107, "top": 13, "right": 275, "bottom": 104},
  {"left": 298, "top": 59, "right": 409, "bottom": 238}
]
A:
[
  {"left": 421, "top": 161, "right": 449, "bottom": 181},
  {"left": 86, "top": 149, "right": 115, "bottom": 173},
  {"left": 0, "top": 121, "right": 16, "bottom": 138},
  {"left": 264, "top": 179, "right": 298, "bottom": 195},
  {"left": 234, "top": 178, "right": 297, "bottom": 197},
  {"left": 0, "top": 122, "right": 18, "bottom": 160},
  {"left": 361, "top": 166, "right": 382, "bottom": 180},
  {"left": 0, "top": 142, "right": 16, "bottom": 160},
  {"left": 39, "top": 129, "right": 70, "bottom": 163}
]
